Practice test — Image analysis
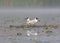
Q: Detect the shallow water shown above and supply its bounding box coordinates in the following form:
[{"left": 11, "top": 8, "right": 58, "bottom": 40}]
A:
[{"left": 0, "top": 9, "right": 60, "bottom": 43}]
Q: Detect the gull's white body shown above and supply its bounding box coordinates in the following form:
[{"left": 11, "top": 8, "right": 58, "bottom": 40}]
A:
[{"left": 26, "top": 17, "right": 39, "bottom": 25}]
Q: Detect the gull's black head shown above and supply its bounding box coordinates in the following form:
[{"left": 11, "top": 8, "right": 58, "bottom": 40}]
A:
[
  {"left": 36, "top": 17, "right": 40, "bottom": 22},
  {"left": 25, "top": 16, "right": 29, "bottom": 19},
  {"left": 36, "top": 17, "right": 39, "bottom": 19},
  {"left": 26, "top": 17, "right": 29, "bottom": 19}
]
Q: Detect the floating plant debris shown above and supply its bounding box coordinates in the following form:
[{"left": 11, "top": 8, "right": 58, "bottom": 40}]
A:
[
  {"left": 45, "top": 30, "right": 53, "bottom": 33},
  {"left": 9, "top": 24, "right": 59, "bottom": 29},
  {"left": 17, "top": 33, "right": 22, "bottom": 36}
]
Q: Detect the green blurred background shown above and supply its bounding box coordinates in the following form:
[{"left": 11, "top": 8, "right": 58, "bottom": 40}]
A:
[{"left": 0, "top": 0, "right": 60, "bottom": 8}]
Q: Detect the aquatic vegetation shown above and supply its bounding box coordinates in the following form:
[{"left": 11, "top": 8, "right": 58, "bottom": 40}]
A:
[
  {"left": 52, "top": 25, "right": 59, "bottom": 29},
  {"left": 17, "top": 33, "right": 22, "bottom": 36},
  {"left": 47, "top": 25, "right": 59, "bottom": 29},
  {"left": 42, "top": 31, "right": 44, "bottom": 32},
  {"left": 31, "top": 39, "right": 37, "bottom": 43},
  {"left": 45, "top": 30, "right": 53, "bottom": 33},
  {"left": 9, "top": 25, "right": 14, "bottom": 28},
  {"left": 9, "top": 24, "right": 59, "bottom": 29}
]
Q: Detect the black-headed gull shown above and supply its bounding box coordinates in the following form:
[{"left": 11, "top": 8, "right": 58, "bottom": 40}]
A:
[{"left": 25, "top": 17, "right": 40, "bottom": 25}]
